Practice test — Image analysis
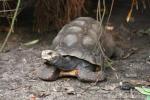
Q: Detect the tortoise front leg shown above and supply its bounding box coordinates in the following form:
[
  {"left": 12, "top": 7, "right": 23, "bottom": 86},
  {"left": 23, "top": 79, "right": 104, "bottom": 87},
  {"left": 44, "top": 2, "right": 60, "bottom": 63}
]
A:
[
  {"left": 77, "top": 67, "right": 106, "bottom": 82},
  {"left": 38, "top": 64, "right": 60, "bottom": 81}
]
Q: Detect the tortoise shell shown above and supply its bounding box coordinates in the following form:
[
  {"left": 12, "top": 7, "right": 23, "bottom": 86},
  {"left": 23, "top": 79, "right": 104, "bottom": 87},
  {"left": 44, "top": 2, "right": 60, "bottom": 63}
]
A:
[{"left": 51, "top": 17, "right": 116, "bottom": 66}]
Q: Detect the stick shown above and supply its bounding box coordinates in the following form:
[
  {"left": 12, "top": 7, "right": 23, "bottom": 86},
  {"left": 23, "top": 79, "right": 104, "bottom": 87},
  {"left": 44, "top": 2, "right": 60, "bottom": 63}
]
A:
[{"left": 0, "top": 0, "right": 21, "bottom": 52}]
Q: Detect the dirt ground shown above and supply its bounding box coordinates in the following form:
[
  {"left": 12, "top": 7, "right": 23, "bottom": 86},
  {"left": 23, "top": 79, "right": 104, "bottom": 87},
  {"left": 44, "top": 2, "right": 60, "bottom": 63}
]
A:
[{"left": 0, "top": 7, "right": 150, "bottom": 100}]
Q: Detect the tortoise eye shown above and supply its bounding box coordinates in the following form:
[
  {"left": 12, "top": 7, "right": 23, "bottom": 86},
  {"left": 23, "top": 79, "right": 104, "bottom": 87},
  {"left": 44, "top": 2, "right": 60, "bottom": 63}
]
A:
[{"left": 48, "top": 52, "right": 52, "bottom": 55}]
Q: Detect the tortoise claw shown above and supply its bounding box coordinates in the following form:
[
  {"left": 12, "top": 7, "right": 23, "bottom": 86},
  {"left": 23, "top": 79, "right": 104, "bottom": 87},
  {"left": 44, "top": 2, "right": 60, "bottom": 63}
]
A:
[
  {"left": 77, "top": 69, "right": 106, "bottom": 82},
  {"left": 38, "top": 64, "right": 60, "bottom": 81}
]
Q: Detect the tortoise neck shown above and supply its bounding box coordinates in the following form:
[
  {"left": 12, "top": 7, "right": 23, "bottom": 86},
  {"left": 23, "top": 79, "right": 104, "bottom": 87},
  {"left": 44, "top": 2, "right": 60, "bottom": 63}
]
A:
[{"left": 53, "top": 56, "right": 78, "bottom": 71}]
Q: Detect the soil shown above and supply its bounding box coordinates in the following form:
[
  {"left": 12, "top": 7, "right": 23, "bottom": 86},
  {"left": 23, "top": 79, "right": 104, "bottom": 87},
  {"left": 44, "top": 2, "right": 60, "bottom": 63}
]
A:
[{"left": 0, "top": 6, "right": 150, "bottom": 100}]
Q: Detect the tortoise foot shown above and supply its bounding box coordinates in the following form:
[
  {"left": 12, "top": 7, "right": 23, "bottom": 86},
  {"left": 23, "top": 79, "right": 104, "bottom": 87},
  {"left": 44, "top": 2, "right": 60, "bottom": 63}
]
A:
[
  {"left": 38, "top": 64, "right": 60, "bottom": 81},
  {"left": 78, "top": 69, "right": 106, "bottom": 82}
]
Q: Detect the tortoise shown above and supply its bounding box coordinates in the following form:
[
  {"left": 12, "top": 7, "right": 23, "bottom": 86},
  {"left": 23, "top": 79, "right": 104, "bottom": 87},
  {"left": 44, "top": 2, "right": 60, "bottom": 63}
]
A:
[{"left": 38, "top": 17, "right": 123, "bottom": 82}]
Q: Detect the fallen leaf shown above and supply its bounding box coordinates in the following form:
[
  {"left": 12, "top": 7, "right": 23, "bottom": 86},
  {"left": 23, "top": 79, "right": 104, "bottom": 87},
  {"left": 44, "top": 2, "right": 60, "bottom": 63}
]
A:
[
  {"left": 142, "top": 87, "right": 150, "bottom": 93},
  {"left": 146, "top": 96, "right": 150, "bottom": 100},
  {"left": 135, "top": 87, "right": 150, "bottom": 95},
  {"left": 30, "top": 94, "right": 36, "bottom": 100},
  {"left": 24, "top": 39, "right": 39, "bottom": 46}
]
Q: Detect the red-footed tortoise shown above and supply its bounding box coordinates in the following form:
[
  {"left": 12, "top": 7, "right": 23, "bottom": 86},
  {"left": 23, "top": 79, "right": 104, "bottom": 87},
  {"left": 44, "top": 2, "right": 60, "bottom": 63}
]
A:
[{"left": 38, "top": 17, "right": 123, "bottom": 82}]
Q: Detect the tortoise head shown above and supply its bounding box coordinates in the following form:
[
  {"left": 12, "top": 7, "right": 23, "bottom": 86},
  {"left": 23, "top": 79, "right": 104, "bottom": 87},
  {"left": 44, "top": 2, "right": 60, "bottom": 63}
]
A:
[{"left": 41, "top": 50, "right": 61, "bottom": 64}]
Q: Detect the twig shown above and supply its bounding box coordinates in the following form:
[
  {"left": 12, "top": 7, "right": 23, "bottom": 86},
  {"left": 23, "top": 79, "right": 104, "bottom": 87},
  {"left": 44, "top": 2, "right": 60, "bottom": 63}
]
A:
[
  {"left": 106, "top": 0, "right": 114, "bottom": 25},
  {"left": 0, "top": 0, "right": 12, "bottom": 1},
  {"left": 0, "top": 9, "right": 21, "bottom": 13},
  {"left": 0, "top": 0, "right": 21, "bottom": 52}
]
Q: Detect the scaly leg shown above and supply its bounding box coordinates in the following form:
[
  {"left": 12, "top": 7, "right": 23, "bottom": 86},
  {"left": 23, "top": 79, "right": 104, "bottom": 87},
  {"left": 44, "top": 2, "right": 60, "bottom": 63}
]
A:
[
  {"left": 38, "top": 64, "right": 60, "bottom": 81},
  {"left": 77, "top": 67, "right": 106, "bottom": 82}
]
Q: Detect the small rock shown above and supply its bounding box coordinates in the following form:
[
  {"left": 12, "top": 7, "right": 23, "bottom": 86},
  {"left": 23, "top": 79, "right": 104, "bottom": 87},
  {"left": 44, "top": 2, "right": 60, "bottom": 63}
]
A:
[
  {"left": 146, "top": 56, "right": 150, "bottom": 65},
  {"left": 22, "top": 58, "right": 27, "bottom": 64},
  {"left": 119, "top": 82, "right": 134, "bottom": 90},
  {"left": 64, "top": 86, "right": 75, "bottom": 95},
  {"left": 52, "top": 87, "right": 57, "bottom": 92}
]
